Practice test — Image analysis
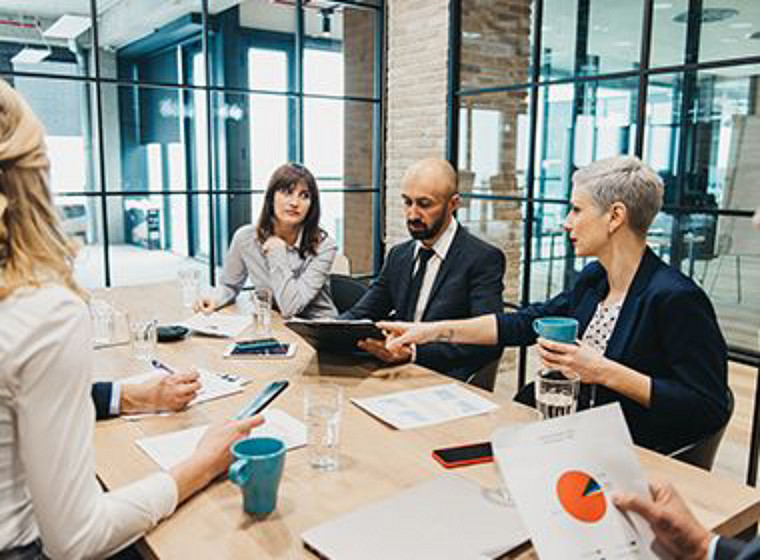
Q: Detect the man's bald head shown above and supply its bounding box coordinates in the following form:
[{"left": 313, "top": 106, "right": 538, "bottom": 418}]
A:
[
  {"left": 401, "top": 158, "right": 460, "bottom": 245},
  {"left": 401, "top": 158, "right": 458, "bottom": 199}
]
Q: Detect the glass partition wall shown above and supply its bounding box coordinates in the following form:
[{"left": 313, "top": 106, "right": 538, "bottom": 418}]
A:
[
  {"left": 1, "top": 0, "right": 383, "bottom": 289},
  {"left": 451, "top": 0, "right": 760, "bottom": 382}
]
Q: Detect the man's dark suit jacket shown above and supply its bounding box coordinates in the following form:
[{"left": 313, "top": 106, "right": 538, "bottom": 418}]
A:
[
  {"left": 499, "top": 247, "right": 730, "bottom": 453},
  {"left": 91, "top": 382, "right": 116, "bottom": 420},
  {"left": 342, "top": 224, "right": 505, "bottom": 382},
  {"left": 717, "top": 536, "right": 760, "bottom": 560}
]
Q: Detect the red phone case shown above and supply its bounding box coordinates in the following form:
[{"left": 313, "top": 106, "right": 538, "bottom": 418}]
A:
[{"left": 431, "top": 444, "right": 494, "bottom": 469}]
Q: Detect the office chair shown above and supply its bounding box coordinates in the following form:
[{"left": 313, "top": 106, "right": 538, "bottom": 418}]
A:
[
  {"left": 466, "top": 355, "right": 503, "bottom": 392},
  {"left": 330, "top": 274, "right": 369, "bottom": 314},
  {"left": 669, "top": 389, "right": 735, "bottom": 471}
]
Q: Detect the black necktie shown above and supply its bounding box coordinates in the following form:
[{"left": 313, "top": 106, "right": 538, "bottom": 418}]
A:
[{"left": 404, "top": 247, "right": 435, "bottom": 320}]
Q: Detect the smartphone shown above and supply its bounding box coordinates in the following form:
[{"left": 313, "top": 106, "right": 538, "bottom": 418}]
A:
[
  {"left": 234, "top": 380, "right": 289, "bottom": 419},
  {"left": 432, "top": 442, "right": 493, "bottom": 469},
  {"left": 224, "top": 341, "right": 296, "bottom": 359}
]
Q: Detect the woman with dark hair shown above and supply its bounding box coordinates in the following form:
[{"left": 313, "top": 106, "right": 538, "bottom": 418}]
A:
[{"left": 197, "top": 163, "right": 337, "bottom": 318}]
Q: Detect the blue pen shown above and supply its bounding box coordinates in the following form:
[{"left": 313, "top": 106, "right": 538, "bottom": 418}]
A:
[{"left": 150, "top": 358, "right": 176, "bottom": 375}]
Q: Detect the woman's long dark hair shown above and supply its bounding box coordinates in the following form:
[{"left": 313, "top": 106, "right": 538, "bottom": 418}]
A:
[{"left": 256, "top": 162, "right": 324, "bottom": 257}]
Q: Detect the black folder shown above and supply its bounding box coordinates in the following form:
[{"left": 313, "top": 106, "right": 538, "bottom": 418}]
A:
[{"left": 285, "top": 318, "right": 385, "bottom": 353}]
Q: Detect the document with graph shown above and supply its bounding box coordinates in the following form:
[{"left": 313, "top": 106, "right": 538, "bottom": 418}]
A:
[{"left": 492, "top": 404, "right": 662, "bottom": 560}]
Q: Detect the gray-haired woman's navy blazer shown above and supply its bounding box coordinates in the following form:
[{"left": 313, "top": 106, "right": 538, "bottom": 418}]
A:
[{"left": 500, "top": 247, "right": 730, "bottom": 453}]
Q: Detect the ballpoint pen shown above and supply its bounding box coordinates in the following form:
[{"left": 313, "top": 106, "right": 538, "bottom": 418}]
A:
[{"left": 150, "top": 358, "right": 176, "bottom": 375}]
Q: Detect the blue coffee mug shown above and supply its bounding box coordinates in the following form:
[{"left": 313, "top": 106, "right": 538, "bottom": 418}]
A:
[
  {"left": 533, "top": 317, "right": 579, "bottom": 343},
  {"left": 229, "top": 437, "right": 286, "bottom": 516}
]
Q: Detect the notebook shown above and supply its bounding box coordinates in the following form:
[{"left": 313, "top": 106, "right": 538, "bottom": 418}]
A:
[{"left": 301, "top": 474, "right": 528, "bottom": 560}]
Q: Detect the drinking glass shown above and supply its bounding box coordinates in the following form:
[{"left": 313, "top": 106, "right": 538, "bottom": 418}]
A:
[
  {"left": 535, "top": 370, "right": 580, "bottom": 419},
  {"left": 178, "top": 268, "right": 202, "bottom": 309},
  {"left": 89, "top": 299, "right": 114, "bottom": 345},
  {"left": 252, "top": 287, "right": 272, "bottom": 337},
  {"left": 130, "top": 318, "right": 158, "bottom": 361},
  {"left": 304, "top": 383, "right": 343, "bottom": 471}
]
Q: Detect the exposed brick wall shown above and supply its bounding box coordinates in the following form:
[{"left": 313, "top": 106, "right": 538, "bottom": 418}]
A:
[{"left": 385, "top": 0, "right": 450, "bottom": 247}]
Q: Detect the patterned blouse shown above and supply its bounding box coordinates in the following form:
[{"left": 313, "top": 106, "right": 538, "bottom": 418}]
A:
[{"left": 582, "top": 300, "right": 623, "bottom": 354}]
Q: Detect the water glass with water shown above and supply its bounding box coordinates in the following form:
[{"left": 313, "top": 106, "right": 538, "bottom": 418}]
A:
[
  {"left": 130, "top": 318, "right": 157, "bottom": 361},
  {"left": 535, "top": 369, "right": 580, "bottom": 419},
  {"left": 253, "top": 287, "right": 272, "bottom": 337},
  {"left": 178, "top": 268, "right": 202, "bottom": 308},
  {"left": 304, "top": 383, "right": 343, "bottom": 471},
  {"left": 90, "top": 299, "right": 115, "bottom": 345}
]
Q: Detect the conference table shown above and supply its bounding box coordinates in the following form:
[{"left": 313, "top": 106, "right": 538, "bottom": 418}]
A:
[{"left": 92, "top": 282, "right": 760, "bottom": 559}]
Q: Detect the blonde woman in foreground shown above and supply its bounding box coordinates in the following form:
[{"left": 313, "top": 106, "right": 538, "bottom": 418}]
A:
[{"left": 0, "top": 80, "right": 262, "bottom": 559}]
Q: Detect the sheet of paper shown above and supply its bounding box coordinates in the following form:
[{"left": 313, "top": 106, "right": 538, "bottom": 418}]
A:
[
  {"left": 492, "top": 403, "right": 661, "bottom": 560},
  {"left": 120, "top": 368, "right": 247, "bottom": 409},
  {"left": 351, "top": 383, "right": 498, "bottom": 430},
  {"left": 135, "top": 408, "right": 307, "bottom": 470},
  {"left": 179, "top": 313, "right": 251, "bottom": 338},
  {"left": 302, "top": 473, "right": 528, "bottom": 560}
]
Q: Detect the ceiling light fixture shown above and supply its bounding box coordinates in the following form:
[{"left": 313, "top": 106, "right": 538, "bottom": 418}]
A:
[
  {"left": 10, "top": 21, "right": 51, "bottom": 66},
  {"left": 672, "top": 8, "right": 738, "bottom": 24},
  {"left": 11, "top": 46, "right": 50, "bottom": 65},
  {"left": 321, "top": 8, "right": 333, "bottom": 37},
  {"left": 43, "top": 14, "right": 91, "bottom": 40}
]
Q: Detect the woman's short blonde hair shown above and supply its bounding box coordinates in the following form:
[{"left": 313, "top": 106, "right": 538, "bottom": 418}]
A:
[
  {"left": 0, "top": 79, "right": 81, "bottom": 300},
  {"left": 572, "top": 155, "right": 664, "bottom": 238}
]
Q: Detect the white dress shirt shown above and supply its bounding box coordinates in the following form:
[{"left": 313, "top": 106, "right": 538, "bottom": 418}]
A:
[
  {"left": 0, "top": 284, "right": 177, "bottom": 558},
  {"left": 411, "top": 218, "right": 458, "bottom": 321}
]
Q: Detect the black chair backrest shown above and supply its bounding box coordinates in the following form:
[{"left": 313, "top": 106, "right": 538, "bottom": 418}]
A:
[
  {"left": 330, "top": 274, "right": 369, "bottom": 314},
  {"left": 669, "top": 389, "right": 735, "bottom": 471},
  {"left": 466, "top": 355, "right": 502, "bottom": 392}
]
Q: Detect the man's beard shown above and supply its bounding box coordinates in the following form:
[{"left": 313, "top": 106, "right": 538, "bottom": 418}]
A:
[{"left": 407, "top": 210, "right": 447, "bottom": 241}]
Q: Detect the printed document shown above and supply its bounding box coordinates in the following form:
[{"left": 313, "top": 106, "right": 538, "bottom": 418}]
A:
[
  {"left": 351, "top": 383, "right": 498, "bottom": 429},
  {"left": 492, "top": 403, "right": 660, "bottom": 560},
  {"left": 179, "top": 312, "right": 251, "bottom": 338},
  {"left": 136, "top": 408, "right": 307, "bottom": 470}
]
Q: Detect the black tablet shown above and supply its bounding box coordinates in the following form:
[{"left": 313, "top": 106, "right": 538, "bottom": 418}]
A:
[{"left": 285, "top": 318, "right": 384, "bottom": 353}]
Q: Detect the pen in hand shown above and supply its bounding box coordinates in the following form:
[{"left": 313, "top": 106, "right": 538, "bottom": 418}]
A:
[{"left": 150, "top": 358, "right": 176, "bottom": 375}]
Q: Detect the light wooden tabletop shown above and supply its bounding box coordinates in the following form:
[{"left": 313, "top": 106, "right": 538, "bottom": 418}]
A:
[{"left": 92, "top": 283, "right": 760, "bottom": 559}]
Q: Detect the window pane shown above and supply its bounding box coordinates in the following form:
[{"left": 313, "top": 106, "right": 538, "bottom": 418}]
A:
[
  {"left": 303, "top": 4, "right": 376, "bottom": 98},
  {"left": 459, "top": 0, "right": 534, "bottom": 90},
  {"left": 217, "top": 0, "right": 295, "bottom": 91},
  {"left": 11, "top": 76, "right": 93, "bottom": 194},
  {"left": 650, "top": 0, "right": 689, "bottom": 68},
  {"left": 699, "top": 1, "right": 760, "bottom": 64},
  {"left": 97, "top": 0, "right": 202, "bottom": 84},
  {"left": 541, "top": 0, "right": 643, "bottom": 79},
  {"left": 0, "top": 1, "right": 93, "bottom": 78},
  {"left": 109, "top": 193, "right": 211, "bottom": 287},
  {"left": 61, "top": 196, "right": 105, "bottom": 289},
  {"left": 643, "top": 66, "right": 760, "bottom": 213}
]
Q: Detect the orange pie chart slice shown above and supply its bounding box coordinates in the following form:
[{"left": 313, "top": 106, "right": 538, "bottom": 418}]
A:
[{"left": 556, "top": 470, "right": 606, "bottom": 523}]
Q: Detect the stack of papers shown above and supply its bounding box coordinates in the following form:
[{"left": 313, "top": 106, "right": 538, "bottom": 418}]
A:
[
  {"left": 351, "top": 383, "right": 498, "bottom": 429},
  {"left": 302, "top": 474, "right": 528, "bottom": 560},
  {"left": 179, "top": 313, "right": 251, "bottom": 338},
  {"left": 492, "top": 403, "right": 658, "bottom": 559},
  {"left": 136, "top": 409, "right": 307, "bottom": 470}
]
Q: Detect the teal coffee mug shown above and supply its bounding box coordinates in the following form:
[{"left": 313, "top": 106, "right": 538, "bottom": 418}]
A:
[
  {"left": 229, "top": 437, "right": 286, "bottom": 516},
  {"left": 533, "top": 317, "right": 579, "bottom": 343}
]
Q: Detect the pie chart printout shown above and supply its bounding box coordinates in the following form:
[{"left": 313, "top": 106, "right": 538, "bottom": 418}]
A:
[{"left": 556, "top": 470, "right": 607, "bottom": 523}]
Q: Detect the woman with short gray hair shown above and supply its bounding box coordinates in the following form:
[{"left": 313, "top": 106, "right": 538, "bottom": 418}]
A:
[{"left": 381, "top": 155, "right": 731, "bottom": 454}]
